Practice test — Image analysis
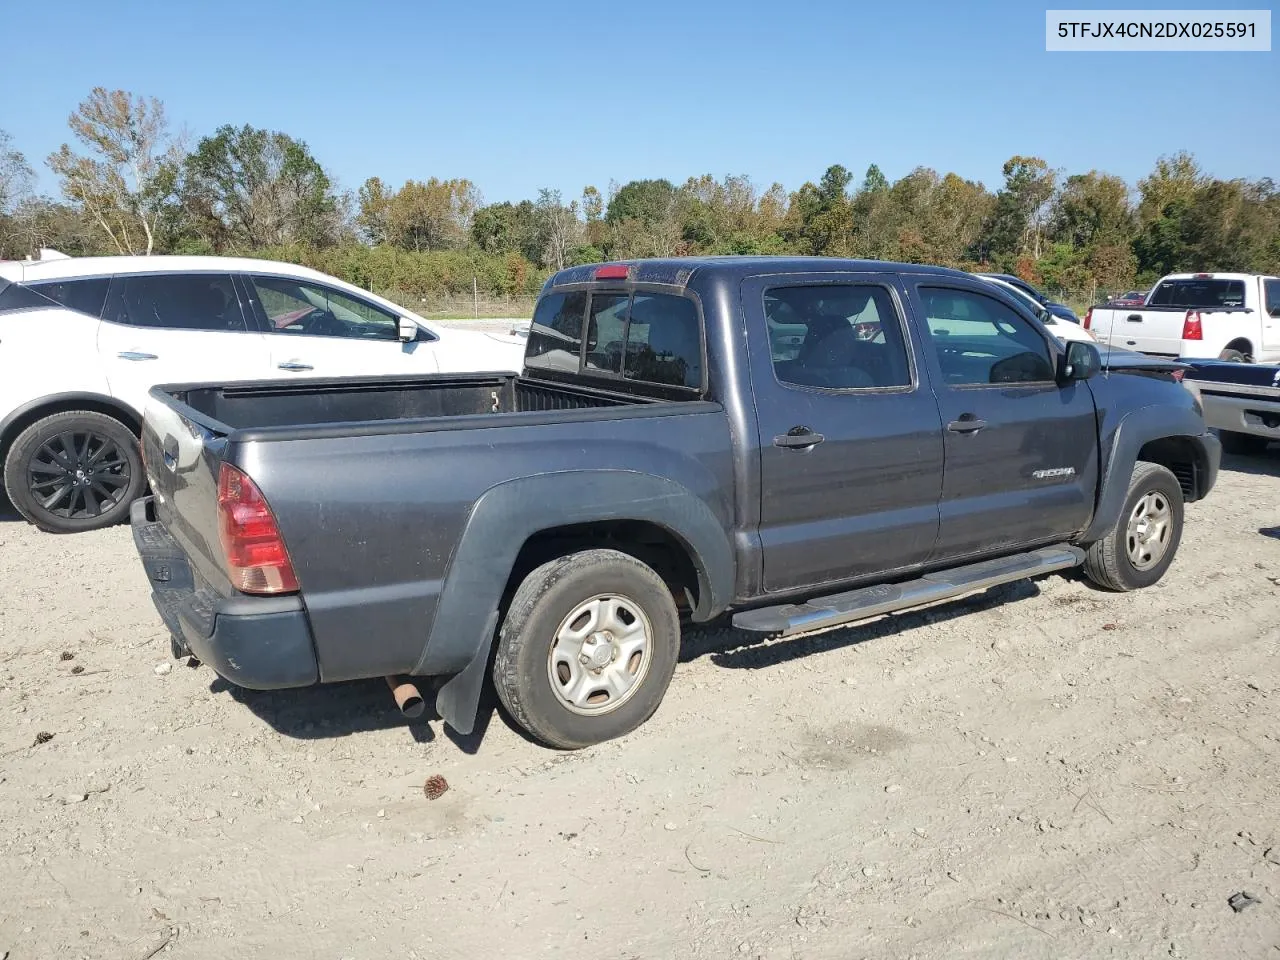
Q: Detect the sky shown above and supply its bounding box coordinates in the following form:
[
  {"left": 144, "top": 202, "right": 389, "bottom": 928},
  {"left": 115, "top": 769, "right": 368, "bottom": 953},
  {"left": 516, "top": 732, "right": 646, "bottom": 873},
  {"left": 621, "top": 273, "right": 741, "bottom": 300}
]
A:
[{"left": 2, "top": 0, "right": 1277, "bottom": 205}]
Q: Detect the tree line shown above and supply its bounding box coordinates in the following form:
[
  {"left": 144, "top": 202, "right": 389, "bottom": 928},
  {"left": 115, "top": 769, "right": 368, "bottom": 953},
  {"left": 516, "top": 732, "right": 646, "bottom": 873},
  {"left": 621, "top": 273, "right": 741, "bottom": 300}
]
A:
[{"left": 2, "top": 88, "right": 1277, "bottom": 310}]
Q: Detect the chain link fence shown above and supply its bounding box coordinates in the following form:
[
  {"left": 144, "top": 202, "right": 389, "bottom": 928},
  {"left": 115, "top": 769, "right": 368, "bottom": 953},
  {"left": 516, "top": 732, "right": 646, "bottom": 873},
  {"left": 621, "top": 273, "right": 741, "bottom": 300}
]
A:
[{"left": 379, "top": 289, "right": 537, "bottom": 321}]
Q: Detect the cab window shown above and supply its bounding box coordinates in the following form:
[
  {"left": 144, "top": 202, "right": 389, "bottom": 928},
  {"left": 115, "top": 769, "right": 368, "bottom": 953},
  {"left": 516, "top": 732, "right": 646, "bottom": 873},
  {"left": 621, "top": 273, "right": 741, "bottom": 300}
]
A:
[
  {"left": 765, "top": 284, "right": 912, "bottom": 390},
  {"left": 920, "top": 287, "right": 1054, "bottom": 385}
]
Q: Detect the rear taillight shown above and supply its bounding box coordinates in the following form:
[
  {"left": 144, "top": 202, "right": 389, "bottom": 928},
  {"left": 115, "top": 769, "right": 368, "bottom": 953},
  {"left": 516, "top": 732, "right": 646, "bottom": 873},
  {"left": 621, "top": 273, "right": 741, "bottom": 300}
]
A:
[
  {"left": 1082, "top": 307, "right": 1092, "bottom": 330},
  {"left": 1181, "top": 310, "right": 1203, "bottom": 341},
  {"left": 217, "top": 463, "right": 298, "bottom": 595}
]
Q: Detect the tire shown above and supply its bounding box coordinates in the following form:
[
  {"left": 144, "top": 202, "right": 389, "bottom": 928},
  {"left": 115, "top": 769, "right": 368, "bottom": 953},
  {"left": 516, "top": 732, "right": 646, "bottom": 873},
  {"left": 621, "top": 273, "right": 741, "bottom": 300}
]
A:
[
  {"left": 1082, "top": 461, "right": 1184, "bottom": 592},
  {"left": 493, "top": 549, "right": 681, "bottom": 749},
  {"left": 1218, "top": 430, "right": 1270, "bottom": 456},
  {"left": 2, "top": 410, "right": 144, "bottom": 534},
  {"left": 1218, "top": 348, "right": 1250, "bottom": 363}
]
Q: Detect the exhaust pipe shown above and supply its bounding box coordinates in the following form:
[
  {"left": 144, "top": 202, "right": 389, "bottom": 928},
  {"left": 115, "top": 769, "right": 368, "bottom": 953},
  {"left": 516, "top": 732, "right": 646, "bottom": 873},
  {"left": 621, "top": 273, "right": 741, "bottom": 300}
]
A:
[{"left": 386, "top": 676, "right": 425, "bottom": 719}]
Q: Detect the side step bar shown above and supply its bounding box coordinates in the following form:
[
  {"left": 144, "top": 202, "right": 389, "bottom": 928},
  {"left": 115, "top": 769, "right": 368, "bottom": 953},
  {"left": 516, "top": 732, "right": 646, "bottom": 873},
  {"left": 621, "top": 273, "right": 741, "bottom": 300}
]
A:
[{"left": 732, "top": 545, "right": 1085, "bottom": 637}]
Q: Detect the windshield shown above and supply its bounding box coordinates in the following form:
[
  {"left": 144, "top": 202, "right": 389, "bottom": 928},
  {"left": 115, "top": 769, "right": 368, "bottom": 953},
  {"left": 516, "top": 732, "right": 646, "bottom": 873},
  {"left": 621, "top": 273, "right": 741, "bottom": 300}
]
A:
[{"left": 1148, "top": 278, "right": 1246, "bottom": 309}]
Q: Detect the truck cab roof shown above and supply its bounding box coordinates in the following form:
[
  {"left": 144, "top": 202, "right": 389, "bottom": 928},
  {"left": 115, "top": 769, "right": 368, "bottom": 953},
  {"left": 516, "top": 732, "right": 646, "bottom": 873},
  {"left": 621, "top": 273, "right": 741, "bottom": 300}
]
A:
[{"left": 546, "top": 256, "right": 974, "bottom": 291}]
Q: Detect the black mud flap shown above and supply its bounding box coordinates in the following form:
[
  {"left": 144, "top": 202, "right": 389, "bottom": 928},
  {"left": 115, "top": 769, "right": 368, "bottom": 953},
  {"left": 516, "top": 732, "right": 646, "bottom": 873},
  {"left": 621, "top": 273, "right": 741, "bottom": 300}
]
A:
[{"left": 432, "top": 610, "right": 499, "bottom": 736}]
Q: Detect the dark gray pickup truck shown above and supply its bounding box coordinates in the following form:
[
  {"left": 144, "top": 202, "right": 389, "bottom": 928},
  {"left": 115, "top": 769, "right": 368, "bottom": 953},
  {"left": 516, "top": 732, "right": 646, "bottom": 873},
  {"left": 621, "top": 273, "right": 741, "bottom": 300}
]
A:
[{"left": 131, "top": 257, "right": 1221, "bottom": 748}]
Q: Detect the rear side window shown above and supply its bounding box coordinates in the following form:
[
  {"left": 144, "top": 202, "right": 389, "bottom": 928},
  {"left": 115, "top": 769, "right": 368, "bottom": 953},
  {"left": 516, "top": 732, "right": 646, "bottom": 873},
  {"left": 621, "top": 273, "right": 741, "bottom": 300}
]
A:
[
  {"left": 26, "top": 278, "right": 110, "bottom": 318},
  {"left": 765, "top": 284, "right": 912, "bottom": 390},
  {"left": 108, "top": 274, "right": 247, "bottom": 332},
  {"left": 1265, "top": 279, "right": 1280, "bottom": 316},
  {"left": 0, "top": 279, "right": 58, "bottom": 314},
  {"left": 526, "top": 291, "right": 588, "bottom": 374},
  {"left": 1148, "top": 278, "right": 1246, "bottom": 309},
  {"left": 584, "top": 293, "right": 702, "bottom": 389}
]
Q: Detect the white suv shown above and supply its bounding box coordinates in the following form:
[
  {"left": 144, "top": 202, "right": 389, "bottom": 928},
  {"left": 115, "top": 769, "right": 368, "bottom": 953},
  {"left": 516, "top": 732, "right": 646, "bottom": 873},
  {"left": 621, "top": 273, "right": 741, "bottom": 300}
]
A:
[{"left": 0, "top": 255, "right": 526, "bottom": 533}]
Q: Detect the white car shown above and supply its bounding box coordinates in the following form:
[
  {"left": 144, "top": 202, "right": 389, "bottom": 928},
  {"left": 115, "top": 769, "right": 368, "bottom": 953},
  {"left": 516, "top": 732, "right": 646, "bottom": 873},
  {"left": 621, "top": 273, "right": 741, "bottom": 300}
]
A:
[
  {"left": 977, "top": 275, "right": 1097, "bottom": 346},
  {"left": 0, "top": 254, "right": 526, "bottom": 533}
]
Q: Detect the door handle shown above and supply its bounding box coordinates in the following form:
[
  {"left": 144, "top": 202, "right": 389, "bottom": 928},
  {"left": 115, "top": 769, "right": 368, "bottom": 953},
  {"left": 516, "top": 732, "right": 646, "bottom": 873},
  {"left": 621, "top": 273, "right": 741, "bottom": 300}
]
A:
[
  {"left": 1126, "top": 314, "right": 1143, "bottom": 322},
  {"left": 773, "top": 426, "right": 824, "bottom": 449},
  {"left": 946, "top": 416, "right": 987, "bottom": 434},
  {"left": 117, "top": 351, "right": 158, "bottom": 361},
  {"left": 277, "top": 361, "right": 314, "bottom": 371}
]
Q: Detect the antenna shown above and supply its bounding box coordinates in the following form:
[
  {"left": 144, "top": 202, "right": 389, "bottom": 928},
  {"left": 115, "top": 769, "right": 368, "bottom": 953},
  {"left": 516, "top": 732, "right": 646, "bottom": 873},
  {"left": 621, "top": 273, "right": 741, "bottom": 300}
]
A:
[{"left": 1101, "top": 294, "right": 1113, "bottom": 380}]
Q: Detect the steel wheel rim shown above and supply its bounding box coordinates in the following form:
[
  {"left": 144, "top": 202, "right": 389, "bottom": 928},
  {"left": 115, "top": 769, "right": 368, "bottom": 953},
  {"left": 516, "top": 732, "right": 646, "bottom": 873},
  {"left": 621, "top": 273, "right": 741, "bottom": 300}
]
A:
[
  {"left": 27, "top": 430, "right": 131, "bottom": 520},
  {"left": 1125, "top": 490, "right": 1172, "bottom": 571},
  {"left": 547, "top": 593, "right": 653, "bottom": 716}
]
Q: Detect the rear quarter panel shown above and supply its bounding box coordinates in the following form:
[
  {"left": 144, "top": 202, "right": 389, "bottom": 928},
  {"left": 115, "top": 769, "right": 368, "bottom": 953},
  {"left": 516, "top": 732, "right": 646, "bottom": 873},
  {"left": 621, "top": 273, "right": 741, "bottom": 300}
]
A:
[
  {"left": 0, "top": 310, "right": 111, "bottom": 426},
  {"left": 1192, "top": 310, "right": 1265, "bottom": 360},
  {"left": 236, "top": 406, "right": 734, "bottom": 682},
  {"left": 141, "top": 393, "right": 233, "bottom": 596}
]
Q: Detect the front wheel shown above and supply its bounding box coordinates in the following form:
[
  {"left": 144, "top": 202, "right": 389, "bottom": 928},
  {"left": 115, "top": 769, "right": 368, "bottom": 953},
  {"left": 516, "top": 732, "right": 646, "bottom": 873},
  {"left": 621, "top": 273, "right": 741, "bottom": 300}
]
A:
[
  {"left": 1082, "top": 461, "right": 1184, "bottom": 592},
  {"left": 2, "top": 410, "right": 144, "bottom": 533},
  {"left": 493, "top": 549, "right": 681, "bottom": 749}
]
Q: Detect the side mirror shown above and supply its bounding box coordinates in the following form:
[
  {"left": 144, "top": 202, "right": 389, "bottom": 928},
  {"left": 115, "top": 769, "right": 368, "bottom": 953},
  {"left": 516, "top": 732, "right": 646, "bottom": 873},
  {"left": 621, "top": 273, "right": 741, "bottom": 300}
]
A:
[
  {"left": 1060, "top": 340, "right": 1101, "bottom": 382},
  {"left": 397, "top": 317, "right": 418, "bottom": 342}
]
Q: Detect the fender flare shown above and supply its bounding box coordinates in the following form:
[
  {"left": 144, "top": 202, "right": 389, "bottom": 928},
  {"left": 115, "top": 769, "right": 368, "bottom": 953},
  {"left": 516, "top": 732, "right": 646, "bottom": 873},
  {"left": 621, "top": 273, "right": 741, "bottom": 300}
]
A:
[
  {"left": 423, "top": 469, "right": 734, "bottom": 735},
  {"left": 1080, "top": 404, "right": 1211, "bottom": 544}
]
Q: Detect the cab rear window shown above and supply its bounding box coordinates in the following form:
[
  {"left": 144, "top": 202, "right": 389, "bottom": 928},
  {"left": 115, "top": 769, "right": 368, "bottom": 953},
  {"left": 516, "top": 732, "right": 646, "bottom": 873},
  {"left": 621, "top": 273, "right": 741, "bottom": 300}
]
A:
[
  {"left": 526, "top": 291, "right": 588, "bottom": 375},
  {"left": 527, "top": 289, "right": 703, "bottom": 391},
  {"left": 1148, "top": 278, "right": 1246, "bottom": 309}
]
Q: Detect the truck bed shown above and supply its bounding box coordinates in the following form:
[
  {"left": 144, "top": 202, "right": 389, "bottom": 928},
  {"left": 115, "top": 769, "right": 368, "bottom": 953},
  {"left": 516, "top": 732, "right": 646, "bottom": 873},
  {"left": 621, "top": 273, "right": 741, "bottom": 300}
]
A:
[
  {"left": 167, "top": 372, "right": 651, "bottom": 435},
  {"left": 140, "top": 365, "right": 732, "bottom": 698}
]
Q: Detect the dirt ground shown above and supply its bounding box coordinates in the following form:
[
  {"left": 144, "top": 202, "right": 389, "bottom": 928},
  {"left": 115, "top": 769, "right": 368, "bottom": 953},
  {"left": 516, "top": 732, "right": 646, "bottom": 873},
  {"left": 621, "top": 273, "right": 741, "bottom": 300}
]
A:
[{"left": 1, "top": 451, "right": 1278, "bottom": 960}]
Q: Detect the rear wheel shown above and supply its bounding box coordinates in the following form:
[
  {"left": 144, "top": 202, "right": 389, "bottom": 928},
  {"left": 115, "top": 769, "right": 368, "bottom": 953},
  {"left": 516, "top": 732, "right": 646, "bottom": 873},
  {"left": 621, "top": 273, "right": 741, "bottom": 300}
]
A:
[
  {"left": 1218, "top": 430, "right": 1270, "bottom": 456},
  {"left": 1218, "top": 348, "right": 1250, "bottom": 363},
  {"left": 2, "top": 411, "right": 144, "bottom": 533},
  {"left": 493, "top": 549, "right": 680, "bottom": 749},
  {"left": 1082, "top": 461, "right": 1183, "bottom": 592}
]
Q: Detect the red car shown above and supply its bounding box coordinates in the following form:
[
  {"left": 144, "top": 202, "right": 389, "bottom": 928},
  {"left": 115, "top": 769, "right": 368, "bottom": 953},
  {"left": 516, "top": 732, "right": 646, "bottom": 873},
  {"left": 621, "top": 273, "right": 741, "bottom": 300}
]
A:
[{"left": 1108, "top": 290, "right": 1148, "bottom": 307}]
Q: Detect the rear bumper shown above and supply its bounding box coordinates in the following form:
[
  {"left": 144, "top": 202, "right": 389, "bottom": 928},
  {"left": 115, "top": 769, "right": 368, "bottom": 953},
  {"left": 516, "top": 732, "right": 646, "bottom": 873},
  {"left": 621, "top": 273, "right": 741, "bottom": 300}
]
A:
[
  {"left": 1198, "top": 391, "right": 1280, "bottom": 441},
  {"left": 130, "top": 497, "right": 319, "bottom": 689}
]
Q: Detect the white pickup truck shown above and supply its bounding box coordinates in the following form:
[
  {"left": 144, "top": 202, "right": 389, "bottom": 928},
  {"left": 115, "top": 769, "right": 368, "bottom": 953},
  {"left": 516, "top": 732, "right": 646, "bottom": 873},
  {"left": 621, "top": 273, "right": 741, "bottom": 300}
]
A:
[{"left": 1084, "top": 272, "right": 1280, "bottom": 363}]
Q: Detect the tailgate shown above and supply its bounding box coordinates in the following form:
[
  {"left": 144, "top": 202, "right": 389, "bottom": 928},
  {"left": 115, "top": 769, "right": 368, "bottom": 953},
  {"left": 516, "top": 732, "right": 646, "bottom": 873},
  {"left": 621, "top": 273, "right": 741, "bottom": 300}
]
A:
[
  {"left": 1102, "top": 308, "right": 1184, "bottom": 356},
  {"left": 141, "top": 389, "right": 236, "bottom": 596}
]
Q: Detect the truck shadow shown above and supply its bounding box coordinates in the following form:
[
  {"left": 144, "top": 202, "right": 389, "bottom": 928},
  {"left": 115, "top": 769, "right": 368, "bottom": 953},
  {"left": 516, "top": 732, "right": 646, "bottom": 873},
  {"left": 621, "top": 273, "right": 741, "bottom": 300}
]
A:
[
  {"left": 1219, "top": 448, "right": 1280, "bottom": 478},
  {"left": 208, "top": 674, "right": 499, "bottom": 755},
  {"left": 209, "top": 579, "right": 1046, "bottom": 752},
  {"left": 682, "top": 578, "right": 1040, "bottom": 670}
]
